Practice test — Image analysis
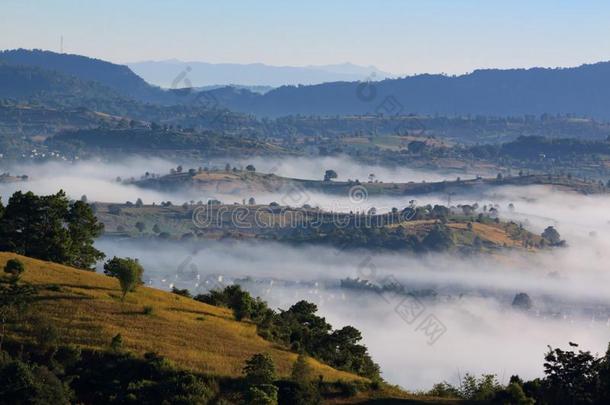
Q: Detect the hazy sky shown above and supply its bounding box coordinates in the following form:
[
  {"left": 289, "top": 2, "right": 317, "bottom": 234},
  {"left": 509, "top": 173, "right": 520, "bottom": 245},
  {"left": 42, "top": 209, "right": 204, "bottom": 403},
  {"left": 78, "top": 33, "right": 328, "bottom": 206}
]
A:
[{"left": 2, "top": 0, "right": 610, "bottom": 75}]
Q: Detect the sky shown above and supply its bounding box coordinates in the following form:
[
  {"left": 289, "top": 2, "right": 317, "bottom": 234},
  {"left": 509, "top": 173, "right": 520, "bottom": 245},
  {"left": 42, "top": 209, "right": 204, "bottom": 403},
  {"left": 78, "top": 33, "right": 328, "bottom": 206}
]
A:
[{"left": 1, "top": 0, "right": 610, "bottom": 75}]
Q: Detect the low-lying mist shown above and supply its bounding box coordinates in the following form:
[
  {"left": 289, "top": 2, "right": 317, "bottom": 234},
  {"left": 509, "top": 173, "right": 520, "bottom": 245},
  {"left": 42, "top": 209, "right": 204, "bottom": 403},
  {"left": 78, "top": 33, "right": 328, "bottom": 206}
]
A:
[
  {"left": 94, "top": 237, "right": 610, "bottom": 390},
  {"left": 227, "top": 155, "right": 471, "bottom": 183},
  {"left": 0, "top": 155, "right": 470, "bottom": 205},
  {"left": 3, "top": 155, "right": 610, "bottom": 390}
]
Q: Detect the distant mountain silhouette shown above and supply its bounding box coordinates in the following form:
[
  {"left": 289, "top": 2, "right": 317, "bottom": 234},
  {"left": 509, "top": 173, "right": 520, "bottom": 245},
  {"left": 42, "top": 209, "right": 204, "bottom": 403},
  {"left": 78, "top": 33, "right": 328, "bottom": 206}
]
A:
[
  {"left": 128, "top": 60, "right": 393, "bottom": 88},
  {"left": 3, "top": 50, "right": 610, "bottom": 121},
  {"left": 199, "top": 62, "right": 610, "bottom": 119},
  {"left": 0, "top": 59, "right": 226, "bottom": 121},
  {"left": 0, "top": 62, "right": 129, "bottom": 111},
  {"left": 0, "top": 49, "right": 174, "bottom": 104}
]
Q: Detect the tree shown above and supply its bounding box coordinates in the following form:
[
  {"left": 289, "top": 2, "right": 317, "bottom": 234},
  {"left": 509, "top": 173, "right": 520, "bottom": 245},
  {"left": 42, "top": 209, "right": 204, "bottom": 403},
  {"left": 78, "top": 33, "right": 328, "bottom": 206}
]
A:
[
  {"left": 66, "top": 200, "right": 105, "bottom": 269},
  {"left": 4, "top": 259, "right": 24, "bottom": 280},
  {"left": 408, "top": 140, "right": 426, "bottom": 154},
  {"left": 34, "top": 320, "right": 59, "bottom": 351},
  {"left": 225, "top": 163, "right": 231, "bottom": 171},
  {"left": 135, "top": 198, "right": 143, "bottom": 208},
  {"left": 512, "top": 292, "right": 533, "bottom": 310},
  {"left": 110, "top": 333, "right": 123, "bottom": 352},
  {"left": 103, "top": 257, "right": 144, "bottom": 300},
  {"left": 0, "top": 191, "right": 104, "bottom": 269},
  {"left": 243, "top": 353, "right": 276, "bottom": 386},
  {"left": 291, "top": 353, "right": 313, "bottom": 383},
  {"left": 542, "top": 226, "right": 562, "bottom": 245},
  {"left": 247, "top": 385, "right": 278, "bottom": 405},
  {"left": 232, "top": 291, "right": 253, "bottom": 321},
  {"left": 459, "top": 373, "right": 501, "bottom": 400},
  {"left": 323, "top": 170, "right": 338, "bottom": 182},
  {"left": 0, "top": 191, "right": 70, "bottom": 264},
  {"left": 0, "top": 360, "right": 72, "bottom": 404},
  {"left": 108, "top": 204, "right": 122, "bottom": 215},
  {"left": 422, "top": 224, "right": 454, "bottom": 251},
  {"left": 495, "top": 382, "right": 535, "bottom": 405},
  {"left": 246, "top": 164, "right": 256, "bottom": 172},
  {"left": 152, "top": 224, "right": 161, "bottom": 234},
  {"left": 249, "top": 197, "right": 256, "bottom": 205},
  {"left": 135, "top": 221, "right": 146, "bottom": 233},
  {"left": 543, "top": 344, "right": 600, "bottom": 404}
]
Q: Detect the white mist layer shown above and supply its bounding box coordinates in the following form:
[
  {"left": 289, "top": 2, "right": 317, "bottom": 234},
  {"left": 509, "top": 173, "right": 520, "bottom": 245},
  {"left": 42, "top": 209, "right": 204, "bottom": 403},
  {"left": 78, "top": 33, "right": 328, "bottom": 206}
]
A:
[{"left": 3, "top": 156, "right": 610, "bottom": 390}]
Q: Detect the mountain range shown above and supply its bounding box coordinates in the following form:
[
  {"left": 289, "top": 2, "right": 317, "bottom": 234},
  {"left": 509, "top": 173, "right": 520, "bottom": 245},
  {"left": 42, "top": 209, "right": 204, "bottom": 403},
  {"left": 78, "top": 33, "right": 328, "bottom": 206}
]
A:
[
  {"left": 127, "top": 59, "right": 395, "bottom": 88},
  {"left": 205, "top": 62, "right": 610, "bottom": 118},
  {"left": 2, "top": 49, "right": 610, "bottom": 120}
]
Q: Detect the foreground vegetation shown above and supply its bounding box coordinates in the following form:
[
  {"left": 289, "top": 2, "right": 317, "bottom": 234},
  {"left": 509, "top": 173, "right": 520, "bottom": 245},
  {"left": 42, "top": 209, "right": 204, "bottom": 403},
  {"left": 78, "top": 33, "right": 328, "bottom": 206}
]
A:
[{"left": 0, "top": 253, "right": 394, "bottom": 404}]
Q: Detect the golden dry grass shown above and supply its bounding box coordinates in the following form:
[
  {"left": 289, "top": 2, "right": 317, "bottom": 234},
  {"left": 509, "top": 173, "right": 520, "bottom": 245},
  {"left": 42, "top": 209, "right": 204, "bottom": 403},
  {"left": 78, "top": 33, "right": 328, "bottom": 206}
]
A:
[
  {"left": 448, "top": 222, "right": 520, "bottom": 247},
  {"left": 193, "top": 172, "right": 242, "bottom": 181},
  {"left": 0, "top": 252, "right": 363, "bottom": 382}
]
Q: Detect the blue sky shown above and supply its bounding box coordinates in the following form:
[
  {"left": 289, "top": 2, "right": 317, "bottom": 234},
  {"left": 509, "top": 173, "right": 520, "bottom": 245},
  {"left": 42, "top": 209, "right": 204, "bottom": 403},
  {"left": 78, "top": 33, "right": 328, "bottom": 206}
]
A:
[{"left": 1, "top": 0, "right": 609, "bottom": 75}]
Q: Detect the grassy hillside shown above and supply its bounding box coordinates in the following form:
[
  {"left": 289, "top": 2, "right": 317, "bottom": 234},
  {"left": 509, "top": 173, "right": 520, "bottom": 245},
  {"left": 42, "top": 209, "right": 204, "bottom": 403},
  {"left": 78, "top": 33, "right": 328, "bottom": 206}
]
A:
[
  {"left": 95, "top": 201, "right": 546, "bottom": 254},
  {"left": 0, "top": 252, "right": 360, "bottom": 382},
  {"left": 134, "top": 169, "right": 609, "bottom": 197},
  {"left": 0, "top": 252, "right": 471, "bottom": 404}
]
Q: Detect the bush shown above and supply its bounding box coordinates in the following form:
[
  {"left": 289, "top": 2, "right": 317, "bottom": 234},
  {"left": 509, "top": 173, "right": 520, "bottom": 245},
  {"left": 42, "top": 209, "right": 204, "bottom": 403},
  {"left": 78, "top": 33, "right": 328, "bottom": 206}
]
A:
[
  {"left": 247, "top": 385, "right": 278, "bottom": 405},
  {"left": 244, "top": 353, "right": 276, "bottom": 386},
  {"left": 171, "top": 287, "right": 192, "bottom": 298},
  {"left": 277, "top": 380, "right": 321, "bottom": 405},
  {"left": 337, "top": 381, "right": 359, "bottom": 397},
  {"left": 427, "top": 381, "right": 460, "bottom": 398},
  {"left": 459, "top": 373, "right": 501, "bottom": 400},
  {"left": 4, "top": 258, "right": 25, "bottom": 278},
  {"left": 34, "top": 320, "right": 60, "bottom": 351},
  {"left": 0, "top": 360, "right": 72, "bottom": 404},
  {"left": 110, "top": 333, "right": 123, "bottom": 352},
  {"left": 143, "top": 305, "right": 154, "bottom": 315}
]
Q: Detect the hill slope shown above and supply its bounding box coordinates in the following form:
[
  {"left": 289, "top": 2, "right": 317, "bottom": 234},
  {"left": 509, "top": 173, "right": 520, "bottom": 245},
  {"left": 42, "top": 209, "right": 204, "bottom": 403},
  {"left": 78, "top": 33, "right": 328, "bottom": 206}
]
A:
[
  {"left": 0, "top": 252, "right": 361, "bottom": 382},
  {"left": 0, "top": 49, "right": 171, "bottom": 104}
]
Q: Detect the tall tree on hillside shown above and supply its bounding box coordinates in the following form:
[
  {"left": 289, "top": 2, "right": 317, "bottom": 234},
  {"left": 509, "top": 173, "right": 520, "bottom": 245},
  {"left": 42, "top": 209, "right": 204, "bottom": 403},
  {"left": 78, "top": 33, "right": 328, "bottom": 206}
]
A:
[
  {"left": 66, "top": 200, "right": 105, "bottom": 269},
  {"left": 0, "top": 191, "right": 71, "bottom": 264},
  {"left": 0, "top": 191, "right": 105, "bottom": 269}
]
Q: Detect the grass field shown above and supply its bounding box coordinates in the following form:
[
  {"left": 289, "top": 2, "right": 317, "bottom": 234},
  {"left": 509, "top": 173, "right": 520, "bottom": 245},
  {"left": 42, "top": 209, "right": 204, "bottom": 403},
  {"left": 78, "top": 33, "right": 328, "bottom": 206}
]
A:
[{"left": 0, "top": 252, "right": 363, "bottom": 382}]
